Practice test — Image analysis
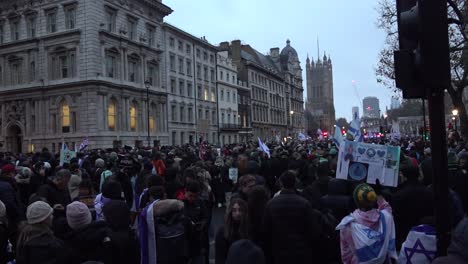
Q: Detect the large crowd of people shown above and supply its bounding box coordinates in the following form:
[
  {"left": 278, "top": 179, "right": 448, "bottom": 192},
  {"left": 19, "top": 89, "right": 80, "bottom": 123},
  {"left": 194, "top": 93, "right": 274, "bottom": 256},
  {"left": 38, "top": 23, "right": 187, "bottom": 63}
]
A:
[{"left": 0, "top": 137, "right": 467, "bottom": 264}]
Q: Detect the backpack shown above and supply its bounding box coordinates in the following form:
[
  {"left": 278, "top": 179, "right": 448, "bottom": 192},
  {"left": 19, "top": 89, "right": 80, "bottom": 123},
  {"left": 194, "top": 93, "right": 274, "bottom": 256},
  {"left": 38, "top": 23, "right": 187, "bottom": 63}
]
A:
[{"left": 155, "top": 211, "right": 188, "bottom": 263}]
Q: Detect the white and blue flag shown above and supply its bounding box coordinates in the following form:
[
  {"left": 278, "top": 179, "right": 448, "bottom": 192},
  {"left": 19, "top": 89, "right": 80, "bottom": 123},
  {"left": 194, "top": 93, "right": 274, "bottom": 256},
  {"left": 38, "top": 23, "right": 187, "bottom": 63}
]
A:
[
  {"left": 258, "top": 137, "right": 270, "bottom": 158},
  {"left": 333, "top": 122, "right": 343, "bottom": 148}
]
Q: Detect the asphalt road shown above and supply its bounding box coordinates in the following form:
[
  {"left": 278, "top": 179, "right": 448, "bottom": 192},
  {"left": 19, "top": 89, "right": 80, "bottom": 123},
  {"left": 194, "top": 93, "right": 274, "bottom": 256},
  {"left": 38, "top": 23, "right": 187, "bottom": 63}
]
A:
[{"left": 209, "top": 205, "right": 226, "bottom": 264}]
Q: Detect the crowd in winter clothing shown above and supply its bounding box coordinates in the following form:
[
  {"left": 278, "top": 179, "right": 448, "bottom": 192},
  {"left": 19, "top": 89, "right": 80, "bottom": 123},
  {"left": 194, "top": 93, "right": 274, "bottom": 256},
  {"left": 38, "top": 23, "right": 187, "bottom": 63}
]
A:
[{"left": 0, "top": 138, "right": 466, "bottom": 264}]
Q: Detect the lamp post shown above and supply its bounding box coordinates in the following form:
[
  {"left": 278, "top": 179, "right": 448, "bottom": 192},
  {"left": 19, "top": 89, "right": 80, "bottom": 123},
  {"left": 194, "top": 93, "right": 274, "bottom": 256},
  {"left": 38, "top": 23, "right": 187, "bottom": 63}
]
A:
[
  {"left": 145, "top": 80, "right": 151, "bottom": 147},
  {"left": 452, "top": 109, "right": 458, "bottom": 132},
  {"left": 289, "top": 110, "right": 294, "bottom": 136}
]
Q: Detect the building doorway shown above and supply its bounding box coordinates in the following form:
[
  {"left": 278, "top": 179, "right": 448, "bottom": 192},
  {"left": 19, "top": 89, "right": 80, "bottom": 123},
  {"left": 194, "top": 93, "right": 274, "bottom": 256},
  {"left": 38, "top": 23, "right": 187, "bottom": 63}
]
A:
[{"left": 6, "top": 124, "right": 22, "bottom": 153}]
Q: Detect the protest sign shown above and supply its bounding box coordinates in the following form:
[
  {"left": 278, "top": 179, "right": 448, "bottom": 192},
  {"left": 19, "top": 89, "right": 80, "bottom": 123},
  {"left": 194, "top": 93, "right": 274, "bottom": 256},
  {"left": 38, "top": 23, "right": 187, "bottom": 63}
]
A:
[
  {"left": 336, "top": 140, "right": 400, "bottom": 187},
  {"left": 60, "top": 149, "right": 76, "bottom": 165},
  {"left": 229, "top": 168, "right": 238, "bottom": 183}
]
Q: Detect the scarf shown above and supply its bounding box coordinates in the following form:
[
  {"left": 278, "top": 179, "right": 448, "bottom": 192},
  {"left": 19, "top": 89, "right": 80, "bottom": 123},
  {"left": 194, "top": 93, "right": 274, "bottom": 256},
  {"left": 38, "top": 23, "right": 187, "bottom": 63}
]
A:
[
  {"left": 94, "top": 193, "right": 112, "bottom": 221},
  {"left": 139, "top": 199, "right": 158, "bottom": 264}
]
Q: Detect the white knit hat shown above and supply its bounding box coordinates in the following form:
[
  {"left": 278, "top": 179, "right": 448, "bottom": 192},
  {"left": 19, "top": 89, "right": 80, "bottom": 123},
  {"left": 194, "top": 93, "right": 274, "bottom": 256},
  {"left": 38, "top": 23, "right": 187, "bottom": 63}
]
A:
[
  {"left": 0, "top": 200, "right": 6, "bottom": 218},
  {"left": 66, "top": 201, "right": 92, "bottom": 230},
  {"left": 27, "top": 201, "right": 53, "bottom": 224}
]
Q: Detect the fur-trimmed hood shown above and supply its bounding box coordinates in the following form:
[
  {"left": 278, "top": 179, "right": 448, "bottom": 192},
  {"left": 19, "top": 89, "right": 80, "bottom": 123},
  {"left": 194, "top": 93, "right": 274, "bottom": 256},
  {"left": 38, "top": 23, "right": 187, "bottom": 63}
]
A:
[{"left": 153, "top": 199, "right": 184, "bottom": 217}]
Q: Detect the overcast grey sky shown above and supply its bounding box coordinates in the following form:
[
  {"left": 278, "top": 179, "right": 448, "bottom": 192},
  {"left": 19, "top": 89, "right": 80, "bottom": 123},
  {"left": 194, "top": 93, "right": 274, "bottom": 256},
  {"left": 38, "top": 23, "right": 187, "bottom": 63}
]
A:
[{"left": 164, "top": 0, "right": 396, "bottom": 121}]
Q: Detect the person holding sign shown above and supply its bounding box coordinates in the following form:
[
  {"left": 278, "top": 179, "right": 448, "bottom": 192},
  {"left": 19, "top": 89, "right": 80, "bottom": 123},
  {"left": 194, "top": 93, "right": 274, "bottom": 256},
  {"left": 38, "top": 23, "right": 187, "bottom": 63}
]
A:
[{"left": 336, "top": 181, "right": 397, "bottom": 264}]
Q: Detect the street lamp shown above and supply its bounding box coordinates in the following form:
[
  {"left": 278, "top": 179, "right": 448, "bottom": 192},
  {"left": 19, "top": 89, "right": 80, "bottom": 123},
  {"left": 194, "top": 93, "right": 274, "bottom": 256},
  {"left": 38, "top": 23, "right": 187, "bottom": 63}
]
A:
[
  {"left": 144, "top": 80, "right": 151, "bottom": 147},
  {"left": 289, "top": 110, "right": 294, "bottom": 136},
  {"left": 452, "top": 109, "right": 458, "bottom": 132}
]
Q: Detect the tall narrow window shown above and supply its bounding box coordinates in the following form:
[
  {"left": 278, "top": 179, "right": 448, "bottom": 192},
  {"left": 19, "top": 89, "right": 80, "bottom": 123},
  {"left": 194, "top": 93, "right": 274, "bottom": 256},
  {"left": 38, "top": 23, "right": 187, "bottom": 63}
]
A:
[
  {"left": 51, "top": 48, "right": 76, "bottom": 79},
  {"left": 146, "top": 25, "right": 155, "bottom": 46},
  {"left": 188, "top": 107, "right": 193, "bottom": 122},
  {"left": 46, "top": 10, "right": 57, "bottom": 33},
  {"left": 64, "top": 6, "right": 76, "bottom": 29},
  {"left": 178, "top": 57, "right": 183, "bottom": 73},
  {"left": 211, "top": 89, "right": 216, "bottom": 102},
  {"left": 127, "top": 55, "right": 139, "bottom": 82},
  {"left": 169, "top": 55, "right": 175, "bottom": 71},
  {"left": 186, "top": 60, "right": 191, "bottom": 75},
  {"left": 204, "top": 87, "right": 208, "bottom": 101},
  {"left": 105, "top": 8, "right": 117, "bottom": 32},
  {"left": 130, "top": 105, "right": 137, "bottom": 131},
  {"left": 127, "top": 18, "right": 137, "bottom": 40},
  {"left": 26, "top": 16, "right": 36, "bottom": 38},
  {"left": 187, "top": 83, "right": 192, "bottom": 97},
  {"left": 147, "top": 62, "right": 159, "bottom": 86},
  {"left": 171, "top": 105, "right": 176, "bottom": 121},
  {"left": 108, "top": 101, "right": 116, "bottom": 130},
  {"left": 179, "top": 80, "right": 184, "bottom": 96},
  {"left": 62, "top": 102, "right": 70, "bottom": 133},
  {"left": 29, "top": 61, "right": 35, "bottom": 82},
  {"left": 9, "top": 59, "right": 22, "bottom": 85},
  {"left": 0, "top": 24, "right": 4, "bottom": 44},
  {"left": 10, "top": 20, "right": 19, "bottom": 41},
  {"left": 149, "top": 115, "right": 155, "bottom": 132},
  {"left": 180, "top": 106, "right": 184, "bottom": 122},
  {"left": 106, "top": 50, "right": 118, "bottom": 78}
]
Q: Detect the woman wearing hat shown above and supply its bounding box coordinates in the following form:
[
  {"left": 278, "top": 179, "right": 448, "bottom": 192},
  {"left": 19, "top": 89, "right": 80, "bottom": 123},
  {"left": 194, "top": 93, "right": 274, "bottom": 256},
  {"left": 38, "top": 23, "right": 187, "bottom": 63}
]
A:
[
  {"left": 336, "top": 182, "right": 397, "bottom": 264},
  {"left": 16, "top": 201, "right": 69, "bottom": 264}
]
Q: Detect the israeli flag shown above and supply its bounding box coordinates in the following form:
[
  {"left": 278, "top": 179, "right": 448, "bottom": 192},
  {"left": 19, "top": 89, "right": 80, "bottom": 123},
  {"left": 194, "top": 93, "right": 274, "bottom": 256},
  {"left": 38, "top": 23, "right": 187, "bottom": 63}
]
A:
[
  {"left": 349, "top": 112, "right": 362, "bottom": 142},
  {"left": 333, "top": 122, "right": 343, "bottom": 148},
  {"left": 298, "top": 133, "right": 307, "bottom": 141},
  {"left": 258, "top": 137, "right": 270, "bottom": 158}
]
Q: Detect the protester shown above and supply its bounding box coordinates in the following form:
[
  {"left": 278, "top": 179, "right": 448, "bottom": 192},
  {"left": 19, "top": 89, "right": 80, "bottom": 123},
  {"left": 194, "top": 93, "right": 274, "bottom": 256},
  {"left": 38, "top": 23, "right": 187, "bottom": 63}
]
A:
[
  {"left": 215, "top": 198, "right": 249, "bottom": 264},
  {"left": 336, "top": 182, "right": 397, "bottom": 264},
  {"left": 64, "top": 201, "right": 112, "bottom": 264},
  {"left": 263, "top": 170, "right": 321, "bottom": 264},
  {"left": 432, "top": 217, "right": 468, "bottom": 264},
  {"left": 16, "top": 201, "right": 68, "bottom": 264},
  {"left": 102, "top": 200, "right": 140, "bottom": 264},
  {"left": 225, "top": 239, "right": 265, "bottom": 264}
]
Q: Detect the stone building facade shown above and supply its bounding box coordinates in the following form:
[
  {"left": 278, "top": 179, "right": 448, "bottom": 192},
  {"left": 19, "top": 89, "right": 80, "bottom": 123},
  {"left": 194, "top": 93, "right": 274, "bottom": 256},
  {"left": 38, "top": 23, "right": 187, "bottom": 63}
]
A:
[
  {"left": 306, "top": 53, "right": 335, "bottom": 134},
  {"left": 220, "top": 40, "right": 289, "bottom": 141},
  {"left": 162, "top": 23, "right": 218, "bottom": 146},
  {"left": 217, "top": 50, "right": 241, "bottom": 145},
  {"left": 0, "top": 0, "right": 172, "bottom": 153}
]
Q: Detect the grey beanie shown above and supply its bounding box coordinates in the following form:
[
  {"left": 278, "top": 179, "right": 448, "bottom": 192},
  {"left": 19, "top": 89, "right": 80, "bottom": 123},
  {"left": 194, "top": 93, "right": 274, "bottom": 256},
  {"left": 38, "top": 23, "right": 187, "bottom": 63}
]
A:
[
  {"left": 27, "top": 201, "right": 53, "bottom": 224},
  {"left": 66, "top": 201, "right": 92, "bottom": 230}
]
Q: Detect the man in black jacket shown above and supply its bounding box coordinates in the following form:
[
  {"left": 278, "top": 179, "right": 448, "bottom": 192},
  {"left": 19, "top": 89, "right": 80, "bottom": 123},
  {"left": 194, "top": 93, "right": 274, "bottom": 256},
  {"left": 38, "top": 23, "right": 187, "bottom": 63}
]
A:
[
  {"left": 183, "top": 181, "right": 209, "bottom": 264},
  {"left": 263, "top": 170, "right": 321, "bottom": 264}
]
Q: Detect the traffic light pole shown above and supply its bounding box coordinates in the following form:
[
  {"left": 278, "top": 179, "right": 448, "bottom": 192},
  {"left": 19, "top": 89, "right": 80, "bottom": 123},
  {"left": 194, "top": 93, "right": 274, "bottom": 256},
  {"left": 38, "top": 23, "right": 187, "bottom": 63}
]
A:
[{"left": 428, "top": 90, "right": 450, "bottom": 256}]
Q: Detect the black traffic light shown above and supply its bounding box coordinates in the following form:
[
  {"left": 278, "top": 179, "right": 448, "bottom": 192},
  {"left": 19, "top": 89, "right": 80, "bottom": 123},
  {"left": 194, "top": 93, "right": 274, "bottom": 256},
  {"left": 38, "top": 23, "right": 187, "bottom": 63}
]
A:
[{"left": 394, "top": 0, "right": 450, "bottom": 99}]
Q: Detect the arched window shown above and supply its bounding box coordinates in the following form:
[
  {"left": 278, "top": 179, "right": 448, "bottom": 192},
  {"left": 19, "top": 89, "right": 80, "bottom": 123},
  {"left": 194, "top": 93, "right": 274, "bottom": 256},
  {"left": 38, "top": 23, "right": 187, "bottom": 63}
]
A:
[
  {"left": 61, "top": 101, "right": 70, "bottom": 133},
  {"left": 130, "top": 104, "right": 137, "bottom": 131},
  {"left": 149, "top": 103, "right": 156, "bottom": 133},
  {"left": 108, "top": 100, "right": 116, "bottom": 130}
]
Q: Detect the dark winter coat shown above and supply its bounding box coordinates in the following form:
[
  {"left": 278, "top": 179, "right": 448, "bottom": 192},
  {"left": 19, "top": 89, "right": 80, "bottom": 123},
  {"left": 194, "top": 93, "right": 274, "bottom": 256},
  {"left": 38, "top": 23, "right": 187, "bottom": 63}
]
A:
[
  {"left": 102, "top": 200, "right": 140, "bottom": 264},
  {"left": 215, "top": 226, "right": 243, "bottom": 264},
  {"left": 391, "top": 181, "right": 434, "bottom": 248},
  {"left": 0, "top": 181, "right": 24, "bottom": 225},
  {"left": 183, "top": 199, "right": 209, "bottom": 257},
  {"left": 319, "top": 178, "right": 355, "bottom": 221},
  {"left": 63, "top": 221, "right": 112, "bottom": 264},
  {"left": 154, "top": 199, "right": 188, "bottom": 264},
  {"left": 16, "top": 226, "right": 70, "bottom": 264},
  {"left": 263, "top": 190, "right": 321, "bottom": 264},
  {"left": 36, "top": 180, "right": 71, "bottom": 207}
]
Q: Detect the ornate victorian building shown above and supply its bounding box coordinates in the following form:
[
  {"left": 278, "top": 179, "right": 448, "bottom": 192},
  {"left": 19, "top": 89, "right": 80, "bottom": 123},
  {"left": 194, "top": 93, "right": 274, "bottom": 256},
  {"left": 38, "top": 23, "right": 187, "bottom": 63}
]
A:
[{"left": 0, "top": 0, "right": 172, "bottom": 152}]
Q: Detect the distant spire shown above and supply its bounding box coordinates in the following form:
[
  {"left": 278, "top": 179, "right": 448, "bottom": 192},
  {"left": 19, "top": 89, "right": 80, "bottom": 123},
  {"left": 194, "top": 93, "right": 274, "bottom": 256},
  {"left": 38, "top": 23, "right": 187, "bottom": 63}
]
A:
[
  {"left": 286, "top": 39, "right": 291, "bottom": 46},
  {"left": 317, "top": 37, "right": 320, "bottom": 60},
  {"left": 306, "top": 53, "right": 310, "bottom": 64}
]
